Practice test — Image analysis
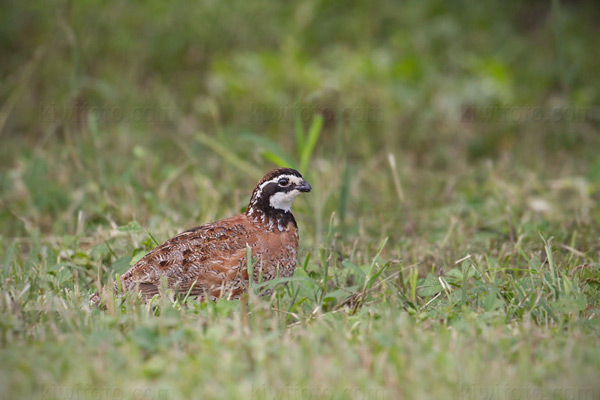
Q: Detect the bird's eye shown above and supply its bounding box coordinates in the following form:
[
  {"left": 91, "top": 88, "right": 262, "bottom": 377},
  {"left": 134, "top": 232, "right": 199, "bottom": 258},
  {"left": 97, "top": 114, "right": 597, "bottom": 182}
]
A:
[{"left": 278, "top": 177, "right": 290, "bottom": 186}]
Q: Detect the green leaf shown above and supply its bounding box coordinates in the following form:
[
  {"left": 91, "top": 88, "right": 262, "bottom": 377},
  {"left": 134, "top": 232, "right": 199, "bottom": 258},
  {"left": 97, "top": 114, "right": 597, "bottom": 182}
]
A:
[
  {"left": 242, "top": 133, "right": 297, "bottom": 168},
  {"left": 419, "top": 273, "right": 444, "bottom": 297},
  {"left": 262, "top": 151, "right": 295, "bottom": 168},
  {"left": 196, "top": 133, "right": 261, "bottom": 178},
  {"left": 111, "top": 256, "right": 133, "bottom": 274},
  {"left": 131, "top": 326, "right": 160, "bottom": 351},
  {"left": 342, "top": 260, "right": 366, "bottom": 278},
  {"left": 254, "top": 276, "right": 310, "bottom": 290},
  {"left": 295, "top": 109, "right": 305, "bottom": 150},
  {"left": 90, "top": 243, "right": 111, "bottom": 260},
  {"left": 300, "top": 114, "right": 323, "bottom": 172},
  {"left": 293, "top": 268, "right": 317, "bottom": 290},
  {"left": 483, "top": 291, "right": 504, "bottom": 311},
  {"left": 367, "top": 262, "right": 391, "bottom": 289},
  {"left": 118, "top": 221, "right": 144, "bottom": 233},
  {"left": 130, "top": 249, "right": 147, "bottom": 266},
  {"left": 446, "top": 268, "right": 463, "bottom": 280},
  {"left": 323, "top": 286, "right": 360, "bottom": 302},
  {"left": 246, "top": 244, "right": 254, "bottom": 290},
  {"left": 551, "top": 294, "right": 587, "bottom": 314}
]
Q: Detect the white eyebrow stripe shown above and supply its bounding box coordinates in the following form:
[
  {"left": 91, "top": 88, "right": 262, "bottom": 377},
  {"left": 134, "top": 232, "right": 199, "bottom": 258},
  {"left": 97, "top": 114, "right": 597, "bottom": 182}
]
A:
[{"left": 257, "top": 174, "right": 303, "bottom": 191}]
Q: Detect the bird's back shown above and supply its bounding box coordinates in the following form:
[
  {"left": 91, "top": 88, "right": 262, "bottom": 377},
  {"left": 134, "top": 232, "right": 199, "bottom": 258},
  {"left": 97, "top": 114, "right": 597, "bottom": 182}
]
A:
[{"left": 116, "top": 213, "right": 298, "bottom": 300}]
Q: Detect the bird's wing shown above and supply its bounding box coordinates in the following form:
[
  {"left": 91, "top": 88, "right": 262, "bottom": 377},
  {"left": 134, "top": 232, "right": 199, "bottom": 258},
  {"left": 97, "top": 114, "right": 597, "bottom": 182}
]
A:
[{"left": 117, "top": 215, "right": 257, "bottom": 299}]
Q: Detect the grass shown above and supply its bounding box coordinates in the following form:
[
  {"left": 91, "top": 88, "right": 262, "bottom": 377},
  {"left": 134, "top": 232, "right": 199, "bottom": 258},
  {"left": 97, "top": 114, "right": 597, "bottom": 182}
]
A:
[{"left": 1, "top": 0, "right": 600, "bottom": 399}]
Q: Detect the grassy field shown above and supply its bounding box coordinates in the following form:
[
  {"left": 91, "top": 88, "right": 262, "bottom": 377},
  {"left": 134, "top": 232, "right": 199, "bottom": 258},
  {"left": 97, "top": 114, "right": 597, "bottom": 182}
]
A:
[{"left": 1, "top": 1, "right": 600, "bottom": 399}]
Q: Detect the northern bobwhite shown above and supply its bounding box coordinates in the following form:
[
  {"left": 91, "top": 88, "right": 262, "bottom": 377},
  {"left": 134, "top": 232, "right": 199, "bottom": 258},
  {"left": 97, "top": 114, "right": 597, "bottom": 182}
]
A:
[{"left": 90, "top": 168, "right": 311, "bottom": 305}]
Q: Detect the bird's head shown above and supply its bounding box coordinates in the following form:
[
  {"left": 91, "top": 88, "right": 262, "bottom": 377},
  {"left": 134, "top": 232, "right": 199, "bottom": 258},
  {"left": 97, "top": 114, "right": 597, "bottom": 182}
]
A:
[{"left": 247, "top": 168, "right": 311, "bottom": 218}]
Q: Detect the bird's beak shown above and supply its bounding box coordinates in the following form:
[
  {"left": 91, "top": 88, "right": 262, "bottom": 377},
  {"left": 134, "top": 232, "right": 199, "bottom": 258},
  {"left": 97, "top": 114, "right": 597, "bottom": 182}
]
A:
[{"left": 297, "top": 179, "right": 312, "bottom": 192}]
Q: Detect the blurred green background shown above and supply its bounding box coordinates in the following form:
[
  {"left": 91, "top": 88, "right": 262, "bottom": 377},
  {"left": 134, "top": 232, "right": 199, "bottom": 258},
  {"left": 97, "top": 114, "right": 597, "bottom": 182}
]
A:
[
  {"left": 2, "top": 0, "right": 599, "bottom": 239},
  {"left": 1, "top": 1, "right": 600, "bottom": 399}
]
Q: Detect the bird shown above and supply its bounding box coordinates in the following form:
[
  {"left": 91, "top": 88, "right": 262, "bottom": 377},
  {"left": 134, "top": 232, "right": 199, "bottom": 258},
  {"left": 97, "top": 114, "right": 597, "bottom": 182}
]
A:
[{"left": 90, "top": 168, "right": 311, "bottom": 305}]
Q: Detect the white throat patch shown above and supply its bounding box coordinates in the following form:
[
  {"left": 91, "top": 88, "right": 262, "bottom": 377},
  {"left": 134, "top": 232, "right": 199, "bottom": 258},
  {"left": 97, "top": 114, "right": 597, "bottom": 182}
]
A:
[{"left": 269, "top": 189, "right": 301, "bottom": 212}]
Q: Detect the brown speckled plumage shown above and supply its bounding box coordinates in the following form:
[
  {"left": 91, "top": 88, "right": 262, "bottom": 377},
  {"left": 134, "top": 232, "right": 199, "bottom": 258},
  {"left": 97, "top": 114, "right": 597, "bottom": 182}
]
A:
[{"left": 90, "top": 168, "right": 311, "bottom": 304}]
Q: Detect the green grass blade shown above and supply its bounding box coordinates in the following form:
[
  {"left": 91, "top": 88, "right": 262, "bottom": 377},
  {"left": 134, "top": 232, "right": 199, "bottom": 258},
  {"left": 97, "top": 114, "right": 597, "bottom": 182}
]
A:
[
  {"left": 196, "top": 133, "right": 261, "bottom": 178},
  {"left": 242, "top": 133, "right": 297, "bottom": 168},
  {"left": 299, "top": 114, "right": 323, "bottom": 172}
]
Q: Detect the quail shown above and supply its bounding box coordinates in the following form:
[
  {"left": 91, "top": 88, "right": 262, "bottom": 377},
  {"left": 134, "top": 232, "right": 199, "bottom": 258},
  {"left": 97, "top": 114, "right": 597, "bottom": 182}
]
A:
[{"left": 91, "top": 168, "right": 311, "bottom": 304}]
